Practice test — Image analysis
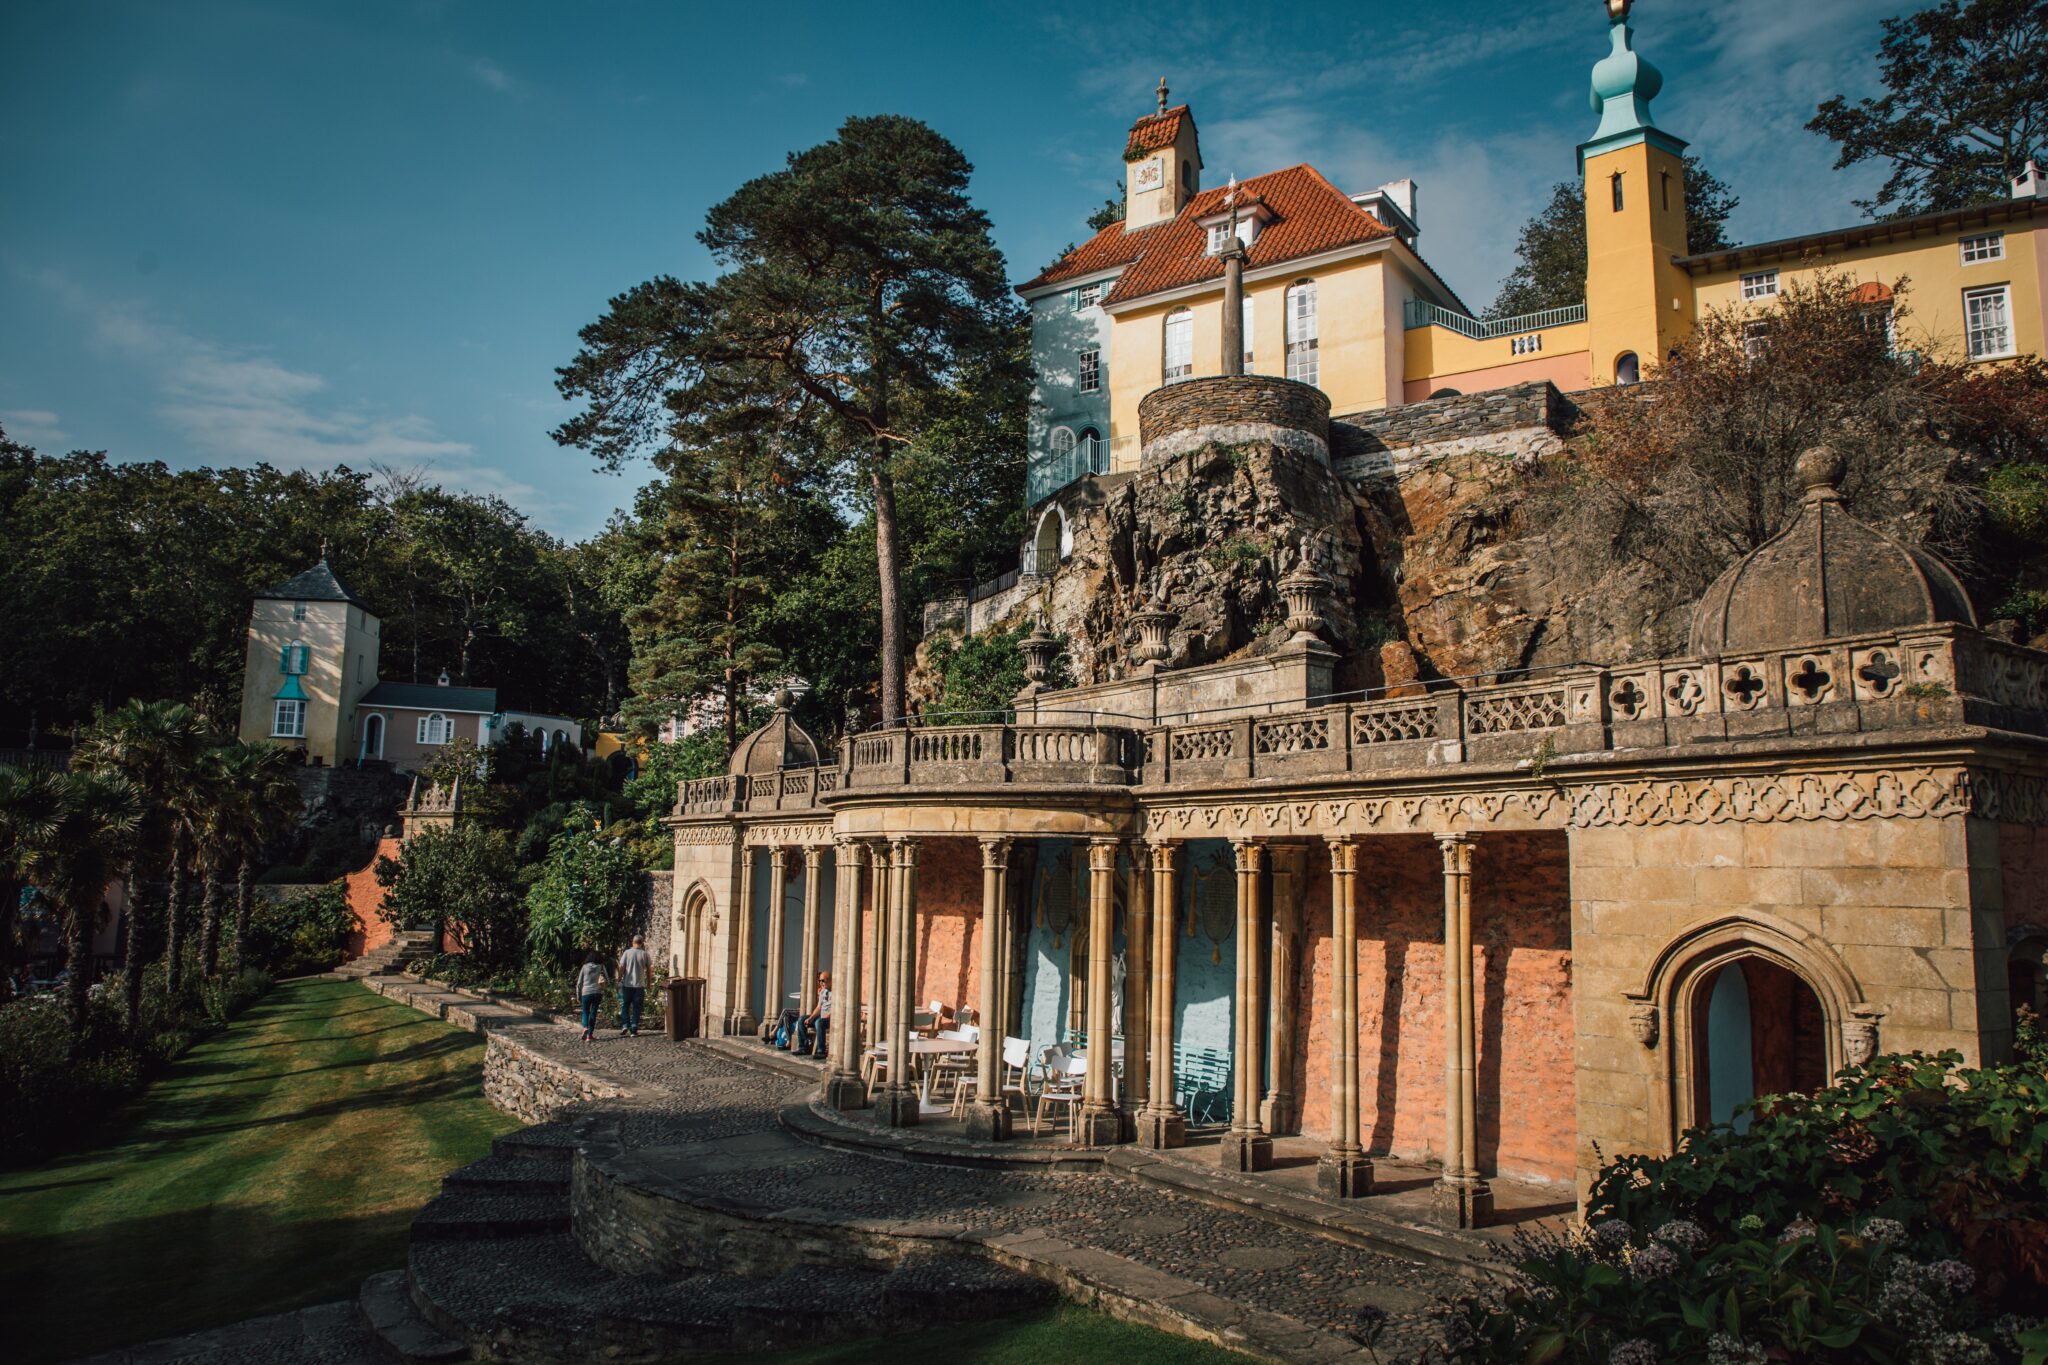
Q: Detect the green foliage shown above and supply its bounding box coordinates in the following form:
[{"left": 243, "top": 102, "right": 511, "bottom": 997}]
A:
[
  {"left": 1444, "top": 1040, "right": 2048, "bottom": 1362},
  {"left": 1355, "top": 612, "right": 1400, "bottom": 651},
  {"left": 1808, "top": 0, "right": 2047, "bottom": 219},
  {"left": 1988, "top": 463, "right": 2048, "bottom": 542},
  {"left": 523, "top": 829, "right": 646, "bottom": 967},
  {"left": 0, "top": 439, "right": 625, "bottom": 731},
  {"left": 624, "top": 730, "right": 729, "bottom": 818},
  {"left": 924, "top": 627, "right": 1031, "bottom": 722},
  {"left": 1996, "top": 587, "right": 2048, "bottom": 636},
  {"left": 375, "top": 825, "right": 525, "bottom": 971},
  {"left": 1085, "top": 191, "right": 1125, "bottom": 232},
  {"left": 1486, "top": 157, "right": 1741, "bottom": 319},
  {"left": 243, "top": 884, "right": 355, "bottom": 977},
  {"left": 1204, "top": 535, "right": 1265, "bottom": 572}
]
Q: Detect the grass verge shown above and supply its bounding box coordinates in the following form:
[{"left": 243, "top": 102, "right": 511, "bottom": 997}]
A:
[
  {"left": 0, "top": 977, "right": 517, "bottom": 1363},
  {"left": 708, "top": 1300, "right": 1256, "bottom": 1364}
]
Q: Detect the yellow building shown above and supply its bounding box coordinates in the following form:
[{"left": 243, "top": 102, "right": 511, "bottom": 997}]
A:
[
  {"left": 236, "top": 559, "right": 380, "bottom": 768},
  {"left": 1016, "top": 1, "right": 2047, "bottom": 508}
]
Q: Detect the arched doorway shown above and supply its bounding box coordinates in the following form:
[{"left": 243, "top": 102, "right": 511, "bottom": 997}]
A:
[
  {"left": 1615, "top": 352, "right": 1641, "bottom": 385},
  {"left": 1031, "top": 507, "right": 1067, "bottom": 575},
  {"left": 362, "top": 713, "right": 384, "bottom": 761},
  {"left": 1693, "top": 956, "right": 1827, "bottom": 1131}
]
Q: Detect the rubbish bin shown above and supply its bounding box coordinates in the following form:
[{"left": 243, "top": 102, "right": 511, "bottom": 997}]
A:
[{"left": 668, "top": 977, "right": 705, "bottom": 1041}]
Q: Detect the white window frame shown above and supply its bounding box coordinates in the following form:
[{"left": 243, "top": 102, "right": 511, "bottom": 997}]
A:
[
  {"left": 1740, "top": 270, "right": 1779, "bottom": 301},
  {"left": 292, "top": 600, "right": 307, "bottom": 621},
  {"left": 1960, "top": 232, "right": 2004, "bottom": 265},
  {"left": 1163, "top": 308, "right": 1193, "bottom": 382},
  {"left": 1285, "top": 281, "right": 1319, "bottom": 386},
  {"left": 417, "top": 712, "right": 453, "bottom": 746},
  {"left": 1742, "top": 319, "right": 1772, "bottom": 361},
  {"left": 1077, "top": 346, "right": 1101, "bottom": 393},
  {"left": 282, "top": 641, "right": 310, "bottom": 675},
  {"left": 1964, "top": 284, "right": 2014, "bottom": 360},
  {"left": 272, "top": 698, "right": 306, "bottom": 739},
  {"left": 1241, "top": 296, "right": 1254, "bottom": 369},
  {"left": 1049, "top": 426, "right": 1076, "bottom": 462},
  {"left": 1076, "top": 281, "right": 1101, "bottom": 310}
]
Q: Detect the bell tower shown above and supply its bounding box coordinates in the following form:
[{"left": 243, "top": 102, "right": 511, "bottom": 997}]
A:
[
  {"left": 1580, "top": 0, "right": 1693, "bottom": 386},
  {"left": 1124, "top": 78, "right": 1202, "bottom": 230}
]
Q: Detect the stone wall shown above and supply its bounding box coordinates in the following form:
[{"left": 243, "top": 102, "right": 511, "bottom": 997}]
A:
[
  {"left": 482, "top": 1030, "right": 627, "bottom": 1126},
  {"left": 1138, "top": 375, "right": 1331, "bottom": 467},
  {"left": 1568, "top": 810, "right": 1996, "bottom": 1196},
  {"left": 1331, "top": 380, "right": 1573, "bottom": 481}
]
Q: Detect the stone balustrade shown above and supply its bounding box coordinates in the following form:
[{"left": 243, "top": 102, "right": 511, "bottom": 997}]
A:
[{"left": 840, "top": 722, "right": 1143, "bottom": 791}]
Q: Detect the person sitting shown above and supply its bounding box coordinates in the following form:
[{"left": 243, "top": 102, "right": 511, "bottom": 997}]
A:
[{"left": 796, "top": 972, "right": 831, "bottom": 1057}]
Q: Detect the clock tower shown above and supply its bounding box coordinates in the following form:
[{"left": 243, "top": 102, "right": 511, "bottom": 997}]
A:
[{"left": 1124, "top": 79, "right": 1202, "bottom": 230}]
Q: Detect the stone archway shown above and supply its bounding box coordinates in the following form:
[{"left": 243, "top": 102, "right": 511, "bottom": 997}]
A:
[
  {"left": 678, "top": 879, "right": 716, "bottom": 980},
  {"left": 1692, "top": 956, "right": 1827, "bottom": 1131},
  {"left": 1627, "top": 914, "right": 1882, "bottom": 1146}
]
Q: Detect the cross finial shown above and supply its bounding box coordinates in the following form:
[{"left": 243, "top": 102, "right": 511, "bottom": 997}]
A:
[{"left": 1156, "top": 76, "right": 1169, "bottom": 114}]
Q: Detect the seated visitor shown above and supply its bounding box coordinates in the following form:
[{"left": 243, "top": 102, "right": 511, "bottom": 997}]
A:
[{"left": 797, "top": 972, "right": 831, "bottom": 1057}]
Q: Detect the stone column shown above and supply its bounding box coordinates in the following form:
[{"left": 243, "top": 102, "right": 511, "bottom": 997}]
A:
[
  {"left": 1261, "top": 845, "right": 1305, "bottom": 1136},
  {"left": 1079, "top": 837, "right": 1124, "bottom": 1145},
  {"left": 882, "top": 837, "right": 922, "bottom": 1127},
  {"left": 1222, "top": 839, "right": 1273, "bottom": 1171},
  {"left": 865, "top": 841, "right": 890, "bottom": 1052},
  {"left": 1121, "top": 839, "right": 1151, "bottom": 1143},
  {"left": 1318, "top": 836, "right": 1372, "bottom": 1197},
  {"left": 1431, "top": 833, "right": 1492, "bottom": 1227},
  {"left": 760, "top": 847, "right": 791, "bottom": 1039},
  {"left": 799, "top": 846, "right": 826, "bottom": 1014},
  {"left": 1137, "top": 841, "right": 1186, "bottom": 1149},
  {"left": 966, "top": 837, "right": 1014, "bottom": 1141},
  {"left": 824, "top": 839, "right": 868, "bottom": 1111},
  {"left": 728, "top": 846, "right": 759, "bottom": 1035}
]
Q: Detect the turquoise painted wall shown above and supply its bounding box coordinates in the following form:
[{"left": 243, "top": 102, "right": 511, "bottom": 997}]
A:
[
  {"left": 1706, "top": 961, "right": 1755, "bottom": 1133},
  {"left": 1172, "top": 839, "right": 1237, "bottom": 1126},
  {"left": 746, "top": 847, "right": 769, "bottom": 1020},
  {"left": 1019, "top": 839, "right": 1085, "bottom": 1067}
]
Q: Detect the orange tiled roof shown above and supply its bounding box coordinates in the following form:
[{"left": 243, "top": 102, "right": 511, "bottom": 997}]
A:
[
  {"left": 1098, "top": 165, "right": 1395, "bottom": 307},
  {"left": 1124, "top": 104, "right": 1194, "bottom": 161},
  {"left": 1017, "top": 217, "right": 1161, "bottom": 293}
]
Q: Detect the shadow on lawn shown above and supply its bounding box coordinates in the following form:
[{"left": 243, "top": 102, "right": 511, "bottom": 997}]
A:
[
  {"left": 128, "top": 1068, "right": 489, "bottom": 1145},
  {"left": 2, "top": 1204, "right": 420, "bottom": 1364}
]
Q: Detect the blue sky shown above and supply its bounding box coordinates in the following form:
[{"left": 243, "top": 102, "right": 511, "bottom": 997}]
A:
[{"left": 0, "top": 0, "right": 1899, "bottom": 540}]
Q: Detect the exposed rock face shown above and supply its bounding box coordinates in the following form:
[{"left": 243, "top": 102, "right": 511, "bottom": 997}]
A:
[{"left": 1022, "top": 439, "right": 1369, "bottom": 685}]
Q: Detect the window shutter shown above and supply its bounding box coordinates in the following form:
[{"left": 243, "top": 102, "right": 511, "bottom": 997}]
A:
[{"left": 279, "top": 644, "right": 290, "bottom": 671}]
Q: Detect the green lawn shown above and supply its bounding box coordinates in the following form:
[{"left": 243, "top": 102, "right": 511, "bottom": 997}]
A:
[
  {"left": 0, "top": 977, "right": 517, "bottom": 1363},
  {"left": 724, "top": 1301, "right": 1256, "bottom": 1364}
]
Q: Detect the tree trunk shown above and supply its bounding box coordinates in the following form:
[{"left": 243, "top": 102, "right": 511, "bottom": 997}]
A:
[
  {"left": 199, "top": 867, "right": 223, "bottom": 978},
  {"left": 165, "top": 834, "right": 190, "bottom": 994},
  {"left": 872, "top": 463, "right": 908, "bottom": 726},
  {"left": 122, "top": 864, "right": 158, "bottom": 1033},
  {"left": 233, "top": 858, "right": 255, "bottom": 965},
  {"left": 64, "top": 899, "right": 92, "bottom": 1042}
]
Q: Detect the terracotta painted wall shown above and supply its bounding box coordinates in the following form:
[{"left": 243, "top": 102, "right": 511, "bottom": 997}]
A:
[
  {"left": 1294, "top": 832, "right": 1577, "bottom": 1187},
  {"left": 913, "top": 837, "right": 984, "bottom": 1018},
  {"left": 342, "top": 835, "right": 401, "bottom": 959}
]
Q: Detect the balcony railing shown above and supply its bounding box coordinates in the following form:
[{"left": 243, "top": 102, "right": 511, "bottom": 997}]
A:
[
  {"left": 1402, "top": 300, "right": 1587, "bottom": 339},
  {"left": 842, "top": 722, "right": 1143, "bottom": 791}
]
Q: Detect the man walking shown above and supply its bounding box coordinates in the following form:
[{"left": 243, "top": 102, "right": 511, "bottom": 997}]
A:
[{"left": 617, "top": 935, "right": 651, "bottom": 1036}]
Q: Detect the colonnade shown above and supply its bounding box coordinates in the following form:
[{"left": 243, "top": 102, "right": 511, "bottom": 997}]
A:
[{"left": 733, "top": 828, "right": 1496, "bottom": 1229}]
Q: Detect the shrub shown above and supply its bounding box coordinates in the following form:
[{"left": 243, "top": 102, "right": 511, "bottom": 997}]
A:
[
  {"left": 244, "top": 883, "right": 355, "bottom": 977},
  {"left": 524, "top": 829, "right": 645, "bottom": 968},
  {"left": 376, "top": 824, "right": 525, "bottom": 971},
  {"left": 924, "top": 626, "right": 1032, "bottom": 722},
  {"left": 1204, "top": 534, "right": 1264, "bottom": 572},
  {"left": 1439, "top": 1032, "right": 2048, "bottom": 1363}
]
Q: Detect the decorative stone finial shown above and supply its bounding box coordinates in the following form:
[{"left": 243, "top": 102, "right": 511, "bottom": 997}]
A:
[
  {"left": 772, "top": 686, "right": 794, "bottom": 712},
  {"left": 1277, "top": 537, "right": 1334, "bottom": 646},
  {"left": 1156, "top": 76, "right": 1169, "bottom": 115},
  {"left": 1019, "top": 611, "right": 1062, "bottom": 687},
  {"left": 1796, "top": 446, "right": 1847, "bottom": 502},
  {"left": 1588, "top": 0, "right": 1665, "bottom": 143},
  {"left": 1128, "top": 588, "right": 1178, "bottom": 676},
  {"left": 1604, "top": 0, "right": 1634, "bottom": 21}
]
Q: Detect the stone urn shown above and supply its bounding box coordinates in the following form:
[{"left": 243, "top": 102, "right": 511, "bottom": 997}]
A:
[
  {"left": 1018, "top": 612, "right": 1062, "bottom": 689},
  {"left": 1128, "top": 593, "right": 1177, "bottom": 676},
  {"left": 1278, "top": 537, "right": 1334, "bottom": 645}
]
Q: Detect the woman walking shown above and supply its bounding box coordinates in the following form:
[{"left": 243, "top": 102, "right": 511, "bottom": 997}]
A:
[{"left": 577, "top": 951, "right": 606, "bottom": 1042}]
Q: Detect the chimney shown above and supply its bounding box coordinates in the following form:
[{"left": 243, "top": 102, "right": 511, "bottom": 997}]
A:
[
  {"left": 1376, "top": 178, "right": 1418, "bottom": 225},
  {"left": 2015, "top": 159, "right": 2043, "bottom": 200}
]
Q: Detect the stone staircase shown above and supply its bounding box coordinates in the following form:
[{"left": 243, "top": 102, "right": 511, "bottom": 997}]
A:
[
  {"left": 352, "top": 1123, "right": 1055, "bottom": 1364},
  {"left": 334, "top": 928, "right": 439, "bottom": 980}
]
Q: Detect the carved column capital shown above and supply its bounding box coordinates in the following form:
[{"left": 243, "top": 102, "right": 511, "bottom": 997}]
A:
[
  {"left": 1325, "top": 834, "right": 1359, "bottom": 874},
  {"left": 802, "top": 844, "right": 826, "bottom": 871},
  {"left": 1436, "top": 831, "right": 1473, "bottom": 873},
  {"left": 1149, "top": 840, "right": 1182, "bottom": 872},
  {"left": 888, "top": 835, "right": 920, "bottom": 868},
  {"left": 1231, "top": 838, "right": 1267, "bottom": 873},
  {"left": 1087, "top": 836, "right": 1120, "bottom": 872},
  {"left": 978, "top": 835, "right": 1014, "bottom": 870}
]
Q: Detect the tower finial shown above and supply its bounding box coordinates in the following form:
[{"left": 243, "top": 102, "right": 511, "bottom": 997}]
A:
[
  {"left": 318, "top": 536, "right": 328, "bottom": 560},
  {"left": 1156, "top": 76, "right": 1169, "bottom": 115},
  {"left": 1604, "top": 0, "right": 1634, "bottom": 21}
]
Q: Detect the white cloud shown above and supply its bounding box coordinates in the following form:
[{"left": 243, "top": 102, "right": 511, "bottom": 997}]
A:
[
  {"left": 1, "top": 408, "right": 69, "bottom": 445},
  {"left": 467, "top": 57, "right": 521, "bottom": 95},
  {"left": 21, "top": 265, "right": 533, "bottom": 502}
]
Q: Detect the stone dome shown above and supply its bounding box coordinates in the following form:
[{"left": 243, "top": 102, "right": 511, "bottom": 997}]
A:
[
  {"left": 1689, "top": 447, "right": 1976, "bottom": 657},
  {"left": 728, "top": 691, "right": 821, "bottom": 776}
]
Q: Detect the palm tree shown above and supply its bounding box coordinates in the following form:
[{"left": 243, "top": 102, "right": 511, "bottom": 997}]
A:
[
  {"left": 73, "top": 701, "right": 205, "bottom": 1029},
  {"left": 192, "top": 746, "right": 238, "bottom": 979},
  {"left": 0, "top": 765, "right": 145, "bottom": 1038},
  {"left": 224, "top": 744, "right": 299, "bottom": 962}
]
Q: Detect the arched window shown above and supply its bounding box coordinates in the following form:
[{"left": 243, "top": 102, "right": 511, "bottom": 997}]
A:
[
  {"left": 1615, "top": 352, "right": 1641, "bottom": 385},
  {"left": 1285, "top": 280, "right": 1319, "bottom": 385},
  {"left": 1076, "top": 427, "right": 1102, "bottom": 472},
  {"left": 1163, "top": 308, "right": 1193, "bottom": 382},
  {"left": 417, "top": 712, "right": 452, "bottom": 746},
  {"left": 1049, "top": 426, "right": 1076, "bottom": 465}
]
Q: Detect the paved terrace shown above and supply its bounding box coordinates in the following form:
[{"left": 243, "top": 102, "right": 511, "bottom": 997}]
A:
[{"left": 84, "top": 972, "right": 1524, "bottom": 1364}]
